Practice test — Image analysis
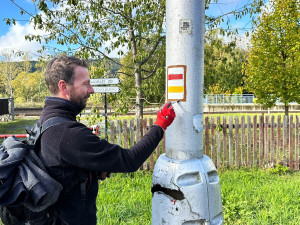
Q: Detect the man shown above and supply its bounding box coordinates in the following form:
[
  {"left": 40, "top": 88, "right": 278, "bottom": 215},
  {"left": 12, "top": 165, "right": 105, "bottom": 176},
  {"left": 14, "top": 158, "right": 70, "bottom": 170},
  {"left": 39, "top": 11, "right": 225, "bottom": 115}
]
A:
[{"left": 36, "top": 55, "right": 175, "bottom": 224}]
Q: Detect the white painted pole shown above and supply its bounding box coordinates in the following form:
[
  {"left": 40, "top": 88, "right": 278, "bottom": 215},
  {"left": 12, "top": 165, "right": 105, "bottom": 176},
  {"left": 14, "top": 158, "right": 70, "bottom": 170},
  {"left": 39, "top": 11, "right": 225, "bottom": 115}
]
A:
[
  {"left": 151, "top": 0, "right": 223, "bottom": 224},
  {"left": 165, "top": 0, "right": 205, "bottom": 161}
]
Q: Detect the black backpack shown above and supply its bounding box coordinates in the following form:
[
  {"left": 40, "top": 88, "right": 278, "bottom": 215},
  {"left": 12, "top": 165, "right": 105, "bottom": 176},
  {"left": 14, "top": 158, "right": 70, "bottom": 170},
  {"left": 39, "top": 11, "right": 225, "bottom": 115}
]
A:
[{"left": 0, "top": 116, "right": 85, "bottom": 225}]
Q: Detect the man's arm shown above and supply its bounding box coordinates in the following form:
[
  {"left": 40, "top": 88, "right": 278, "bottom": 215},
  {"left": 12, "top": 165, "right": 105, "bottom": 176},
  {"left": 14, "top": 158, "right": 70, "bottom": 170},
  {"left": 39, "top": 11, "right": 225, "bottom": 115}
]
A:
[{"left": 60, "top": 102, "right": 176, "bottom": 173}]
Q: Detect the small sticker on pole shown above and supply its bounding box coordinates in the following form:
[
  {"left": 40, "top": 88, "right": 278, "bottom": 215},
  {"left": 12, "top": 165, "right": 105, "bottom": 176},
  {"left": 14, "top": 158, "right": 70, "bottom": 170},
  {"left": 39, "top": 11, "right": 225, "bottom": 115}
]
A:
[
  {"left": 167, "top": 65, "right": 186, "bottom": 101},
  {"left": 179, "top": 19, "right": 191, "bottom": 34}
]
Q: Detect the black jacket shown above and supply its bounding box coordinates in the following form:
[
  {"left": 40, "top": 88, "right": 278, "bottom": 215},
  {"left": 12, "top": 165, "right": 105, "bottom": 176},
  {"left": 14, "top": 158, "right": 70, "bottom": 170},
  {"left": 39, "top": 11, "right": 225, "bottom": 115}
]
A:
[{"left": 38, "top": 97, "right": 164, "bottom": 225}]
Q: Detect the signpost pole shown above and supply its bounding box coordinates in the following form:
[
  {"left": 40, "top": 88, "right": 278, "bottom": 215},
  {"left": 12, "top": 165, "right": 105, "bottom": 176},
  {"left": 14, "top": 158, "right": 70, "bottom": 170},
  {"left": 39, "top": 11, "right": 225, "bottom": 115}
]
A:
[{"left": 104, "top": 93, "right": 108, "bottom": 141}]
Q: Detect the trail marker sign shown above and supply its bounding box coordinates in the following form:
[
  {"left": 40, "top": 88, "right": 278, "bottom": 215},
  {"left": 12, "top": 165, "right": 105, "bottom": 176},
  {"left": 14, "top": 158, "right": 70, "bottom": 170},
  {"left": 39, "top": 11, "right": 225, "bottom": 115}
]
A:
[{"left": 167, "top": 65, "right": 186, "bottom": 101}]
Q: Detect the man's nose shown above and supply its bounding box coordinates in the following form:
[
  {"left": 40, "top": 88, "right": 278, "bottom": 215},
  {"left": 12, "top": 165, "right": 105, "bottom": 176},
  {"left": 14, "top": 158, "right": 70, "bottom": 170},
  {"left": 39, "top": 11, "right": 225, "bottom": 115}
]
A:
[{"left": 89, "top": 84, "right": 95, "bottom": 94}]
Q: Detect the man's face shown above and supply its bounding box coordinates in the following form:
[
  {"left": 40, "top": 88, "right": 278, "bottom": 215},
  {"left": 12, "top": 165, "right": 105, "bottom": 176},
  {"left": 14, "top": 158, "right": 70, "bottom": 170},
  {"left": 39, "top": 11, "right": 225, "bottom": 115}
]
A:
[{"left": 68, "top": 66, "right": 94, "bottom": 110}]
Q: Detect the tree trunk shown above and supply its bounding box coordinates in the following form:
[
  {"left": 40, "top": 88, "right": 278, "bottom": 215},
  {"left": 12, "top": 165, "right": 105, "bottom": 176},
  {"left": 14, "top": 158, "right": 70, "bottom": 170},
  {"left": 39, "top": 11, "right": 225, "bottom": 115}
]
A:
[
  {"left": 128, "top": 6, "right": 143, "bottom": 139},
  {"left": 135, "top": 67, "right": 144, "bottom": 140},
  {"left": 284, "top": 104, "right": 289, "bottom": 117}
]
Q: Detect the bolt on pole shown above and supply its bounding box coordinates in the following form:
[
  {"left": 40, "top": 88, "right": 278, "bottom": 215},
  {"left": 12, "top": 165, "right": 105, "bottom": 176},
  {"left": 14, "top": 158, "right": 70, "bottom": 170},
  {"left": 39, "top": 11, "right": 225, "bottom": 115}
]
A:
[{"left": 151, "top": 0, "right": 223, "bottom": 224}]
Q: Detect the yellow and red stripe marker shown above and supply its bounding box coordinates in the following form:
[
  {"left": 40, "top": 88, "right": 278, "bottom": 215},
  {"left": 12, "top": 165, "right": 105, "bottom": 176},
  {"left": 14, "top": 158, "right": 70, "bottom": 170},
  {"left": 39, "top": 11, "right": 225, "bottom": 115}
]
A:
[{"left": 167, "top": 65, "right": 186, "bottom": 101}]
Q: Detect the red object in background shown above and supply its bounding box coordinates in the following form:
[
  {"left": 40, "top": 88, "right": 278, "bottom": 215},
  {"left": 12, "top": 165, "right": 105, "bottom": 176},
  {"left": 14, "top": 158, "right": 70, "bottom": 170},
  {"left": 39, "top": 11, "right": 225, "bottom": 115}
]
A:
[{"left": 0, "top": 134, "right": 28, "bottom": 138}]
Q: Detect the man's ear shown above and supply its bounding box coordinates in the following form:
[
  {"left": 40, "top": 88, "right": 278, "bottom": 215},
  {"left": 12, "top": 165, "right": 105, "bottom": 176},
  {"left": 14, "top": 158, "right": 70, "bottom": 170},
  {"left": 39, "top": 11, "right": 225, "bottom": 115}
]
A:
[{"left": 58, "top": 80, "right": 69, "bottom": 95}]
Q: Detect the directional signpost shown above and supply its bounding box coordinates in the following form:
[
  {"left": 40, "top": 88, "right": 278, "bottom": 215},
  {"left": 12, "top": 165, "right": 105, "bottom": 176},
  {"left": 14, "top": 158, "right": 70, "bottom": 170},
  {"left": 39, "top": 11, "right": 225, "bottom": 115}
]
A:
[
  {"left": 91, "top": 78, "right": 122, "bottom": 140},
  {"left": 93, "top": 86, "right": 122, "bottom": 93},
  {"left": 91, "top": 78, "right": 122, "bottom": 86}
]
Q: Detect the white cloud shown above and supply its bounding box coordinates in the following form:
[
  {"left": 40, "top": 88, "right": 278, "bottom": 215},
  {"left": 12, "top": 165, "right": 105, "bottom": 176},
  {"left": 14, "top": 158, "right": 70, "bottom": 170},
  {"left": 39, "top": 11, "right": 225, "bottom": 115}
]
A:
[
  {"left": 105, "top": 44, "right": 129, "bottom": 59},
  {"left": 0, "top": 21, "right": 46, "bottom": 59},
  {"left": 102, "top": 36, "right": 129, "bottom": 59}
]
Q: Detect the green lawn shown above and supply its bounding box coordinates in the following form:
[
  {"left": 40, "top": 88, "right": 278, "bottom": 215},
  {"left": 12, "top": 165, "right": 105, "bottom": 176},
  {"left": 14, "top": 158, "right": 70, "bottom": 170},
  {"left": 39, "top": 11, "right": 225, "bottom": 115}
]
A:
[
  {"left": 0, "top": 117, "right": 38, "bottom": 134},
  {"left": 1, "top": 164, "right": 299, "bottom": 224},
  {"left": 97, "top": 168, "right": 300, "bottom": 225}
]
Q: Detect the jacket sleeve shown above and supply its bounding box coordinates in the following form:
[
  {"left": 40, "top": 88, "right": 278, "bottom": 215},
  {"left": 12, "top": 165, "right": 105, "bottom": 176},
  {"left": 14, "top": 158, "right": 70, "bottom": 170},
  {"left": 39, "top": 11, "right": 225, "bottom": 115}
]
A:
[{"left": 58, "top": 123, "right": 164, "bottom": 173}]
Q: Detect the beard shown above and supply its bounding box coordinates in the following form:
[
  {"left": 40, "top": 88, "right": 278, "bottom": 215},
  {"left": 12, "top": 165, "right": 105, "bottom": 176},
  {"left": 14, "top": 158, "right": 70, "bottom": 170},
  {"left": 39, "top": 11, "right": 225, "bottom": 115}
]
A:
[{"left": 69, "top": 92, "right": 90, "bottom": 111}]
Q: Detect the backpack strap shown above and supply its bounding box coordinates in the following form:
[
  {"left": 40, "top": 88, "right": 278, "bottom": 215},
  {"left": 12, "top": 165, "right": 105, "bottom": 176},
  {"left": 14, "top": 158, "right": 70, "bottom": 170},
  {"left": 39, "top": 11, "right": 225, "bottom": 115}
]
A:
[
  {"left": 26, "top": 117, "right": 72, "bottom": 146},
  {"left": 41, "top": 117, "right": 72, "bottom": 134}
]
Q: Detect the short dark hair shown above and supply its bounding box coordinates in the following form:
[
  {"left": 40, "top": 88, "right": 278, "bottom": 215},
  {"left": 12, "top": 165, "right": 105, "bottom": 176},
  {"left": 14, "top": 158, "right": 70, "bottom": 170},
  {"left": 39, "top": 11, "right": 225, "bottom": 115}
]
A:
[{"left": 45, "top": 55, "right": 88, "bottom": 95}]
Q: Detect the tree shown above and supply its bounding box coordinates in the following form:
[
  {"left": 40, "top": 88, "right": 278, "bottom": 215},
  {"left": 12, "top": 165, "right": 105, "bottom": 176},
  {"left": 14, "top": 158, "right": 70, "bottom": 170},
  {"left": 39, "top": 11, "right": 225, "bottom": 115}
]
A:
[
  {"left": 0, "top": 50, "right": 19, "bottom": 98},
  {"left": 204, "top": 30, "right": 247, "bottom": 94},
  {"left": 244, "top": 0, "right": 300, "bottom": 116},
  {"left": 12, "top": 70, "right": 48, "bottom": 103},
  {"left": 0, "top": 50, "right": 48, "bottom": 102}
]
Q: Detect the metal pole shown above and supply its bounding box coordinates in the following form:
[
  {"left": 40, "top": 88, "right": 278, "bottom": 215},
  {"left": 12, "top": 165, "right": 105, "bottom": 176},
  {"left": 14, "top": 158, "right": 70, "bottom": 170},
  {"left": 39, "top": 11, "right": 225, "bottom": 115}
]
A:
[
  {"left": 151, "top": 0, "right": 223, "bottom": 224},
  {"left": 104, "top": 93, "right": 108, "bottom": 141}
]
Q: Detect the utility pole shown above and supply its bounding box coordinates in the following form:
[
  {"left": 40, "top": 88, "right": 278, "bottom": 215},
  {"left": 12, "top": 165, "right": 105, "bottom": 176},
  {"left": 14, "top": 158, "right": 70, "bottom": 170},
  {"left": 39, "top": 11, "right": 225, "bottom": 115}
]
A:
[{"left": 151, "top": 0, "right": 223, "bottom": 224}]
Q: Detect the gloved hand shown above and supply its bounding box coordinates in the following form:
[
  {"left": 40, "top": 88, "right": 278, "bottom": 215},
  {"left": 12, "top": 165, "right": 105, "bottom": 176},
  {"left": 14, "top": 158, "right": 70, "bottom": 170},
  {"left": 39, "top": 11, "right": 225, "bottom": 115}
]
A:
[{"left": 154, "top": 102, "right": 176, "bottom": 130}]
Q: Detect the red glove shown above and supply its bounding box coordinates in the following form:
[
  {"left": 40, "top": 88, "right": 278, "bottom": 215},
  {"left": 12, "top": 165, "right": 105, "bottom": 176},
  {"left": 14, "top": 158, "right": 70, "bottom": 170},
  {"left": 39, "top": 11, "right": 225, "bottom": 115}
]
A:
[{"left": 154, "top": 102, "right": 176, "bottom": 130}]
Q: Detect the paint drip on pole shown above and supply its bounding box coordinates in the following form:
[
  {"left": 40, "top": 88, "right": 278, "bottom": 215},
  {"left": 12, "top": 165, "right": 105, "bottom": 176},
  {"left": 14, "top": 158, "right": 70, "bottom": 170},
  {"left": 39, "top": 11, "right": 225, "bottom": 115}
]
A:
[{"left": 151, "top": 0, "right": 223, "bottom": 224}]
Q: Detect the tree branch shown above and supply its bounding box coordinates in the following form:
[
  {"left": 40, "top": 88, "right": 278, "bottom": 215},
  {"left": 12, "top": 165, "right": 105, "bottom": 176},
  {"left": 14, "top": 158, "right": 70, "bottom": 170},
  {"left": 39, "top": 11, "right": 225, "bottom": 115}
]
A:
[
  {"left": 141, "top": 53, "right": 164, "bottom": 80},
  {"left": 138, "top": 35, "right": 165, "bottom": 66}
]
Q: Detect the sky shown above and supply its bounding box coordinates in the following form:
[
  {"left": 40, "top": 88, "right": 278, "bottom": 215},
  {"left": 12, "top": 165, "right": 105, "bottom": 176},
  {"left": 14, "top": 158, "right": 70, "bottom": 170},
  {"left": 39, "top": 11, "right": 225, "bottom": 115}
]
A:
[{"left": 0, "top": 0, "right": 256, "bottom": 60}]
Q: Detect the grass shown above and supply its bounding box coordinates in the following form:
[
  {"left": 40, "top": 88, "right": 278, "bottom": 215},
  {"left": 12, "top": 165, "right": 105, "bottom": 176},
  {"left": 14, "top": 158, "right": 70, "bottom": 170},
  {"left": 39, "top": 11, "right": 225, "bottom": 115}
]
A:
[
  {"left": 97, "top": 168, "right": 300, "bottom": 225},
  {"left": 220, "top": 167, "right": 300, "bottom": 224},
  {"left": 3, "top": 169, "right": 299, "bottom": 224},
  {"left": 97, "top": 172, "right": 152, "bottom": 225},
  {"left": 0, "top": 117, "right": 38, "bottom": 134}
]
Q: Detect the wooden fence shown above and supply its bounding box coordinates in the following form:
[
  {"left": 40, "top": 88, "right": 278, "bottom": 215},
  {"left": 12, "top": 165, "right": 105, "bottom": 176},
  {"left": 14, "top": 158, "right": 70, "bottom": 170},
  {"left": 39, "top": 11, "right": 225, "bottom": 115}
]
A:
[{"left": 105, "top": 115, "right": 300, "bottom": 171}]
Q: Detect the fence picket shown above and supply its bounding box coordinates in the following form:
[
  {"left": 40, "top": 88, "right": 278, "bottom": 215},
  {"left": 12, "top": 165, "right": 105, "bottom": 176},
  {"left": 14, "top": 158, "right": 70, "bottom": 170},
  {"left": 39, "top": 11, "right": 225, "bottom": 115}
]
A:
[
  {"left": 156, "top": 140, "right": 161, "bottom": 160},
  {"left": 223, "top": 116, "right": 227, "bottom": 167},
  {"left": 271, "top": 116, "right": 275, "bottom": 164},
  {"left": 253, "top": 116, "right": 257, "bottom": 167},
  {"left": 211, "top": 117, "right": 215, "bottom": 164},
  {"left": 265, "top": 116, "right": 269, "bottom": 164},
  {"left": 123, "top": 120, "right": 128, "bottom": 149},
  {"left": 295, "top": 116, "right": 299, "bottom": 171},
  {"left": 259, "top": 116, "right": 264, "bottom": 167},
  {"left": 110, "top": 121, "right": 115, "bottom": 144},
  {"left": 149, "top": 118, "right": 154, "bottom": 171},
  {"left": 283, "top": 116, "right": 288, "bottom": 167},
  {"left": 117, "top": 120, "right": 122, "bottom": 146},
  {"left": 136, "top": 118, "right": 141, "bottom": 143},
  {"left": 229, "top": 116, "right": 233, "bottom": 167},
  {"left": 235, "top": 116, "right": 240, "bottom": 167},
  {"left": 247, "top": 116, "right": 251, "bottom": 168},
  {"left": 142, "top": 118, "right": 148, "bottom": 170},
  {"left": 277, "top": 116, "right": 281, "bottom": 163},
  {"left": 130, "top": 119, "right": 134, "bottom": 147},
  {"left": 289, "top": 116, "right": 294, "bottom": 169},
  {"left": 241, "top": 116, "right": 245, "bottom": 166},
  {"left": 216, "top": 117, "right": 221, "bottom": 169}
]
